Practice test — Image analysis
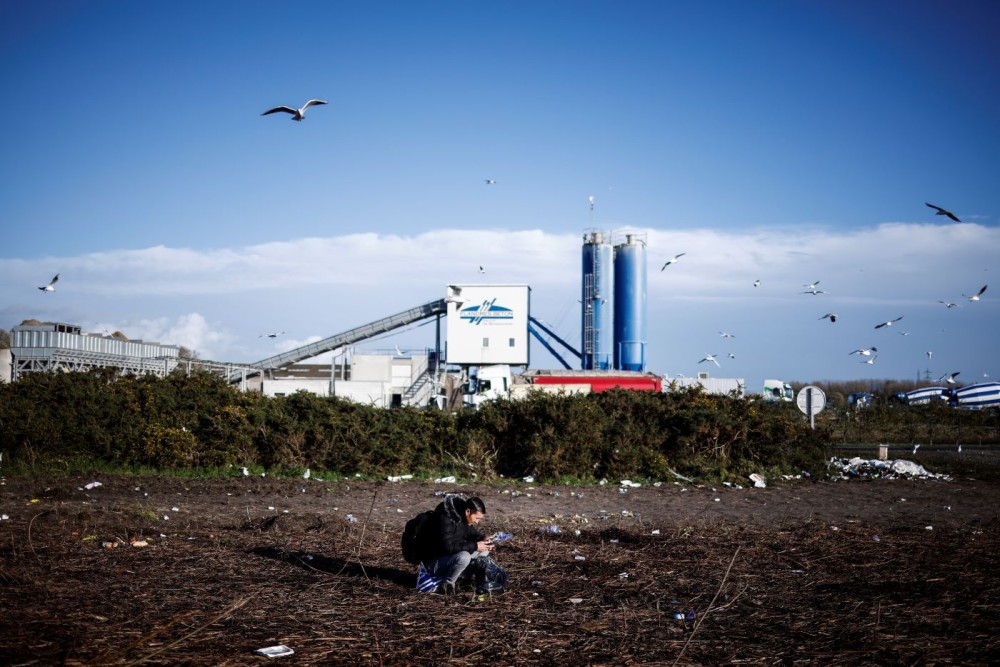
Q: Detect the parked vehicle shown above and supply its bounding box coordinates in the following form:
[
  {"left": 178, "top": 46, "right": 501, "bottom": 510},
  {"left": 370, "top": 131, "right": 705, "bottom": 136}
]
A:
[
  {"left": 893, "top": 386, "right": 948, "bottom": 405},
  {"left": 665, "top": 373, "right": 745, "bottom": 398},
  {"left": 463, "top": 365, "right": 663, "bottom": 408},
  {"left": 762, "top": 379, "right": 793, "bottom": 402},
  {"left": 948, "top": 382, "right": 1000, "bottom": 410}
]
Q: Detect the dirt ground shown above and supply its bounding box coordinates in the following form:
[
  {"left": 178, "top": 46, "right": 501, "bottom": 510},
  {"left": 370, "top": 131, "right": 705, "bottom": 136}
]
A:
[{"left": 1, "top": 467, "right": 997, "bottom": 666}]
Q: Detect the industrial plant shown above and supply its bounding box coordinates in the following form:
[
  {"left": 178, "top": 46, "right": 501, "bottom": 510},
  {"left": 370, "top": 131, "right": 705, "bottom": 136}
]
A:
[{"left": 4, "top": 231, "right": 663, "bottom": 408}]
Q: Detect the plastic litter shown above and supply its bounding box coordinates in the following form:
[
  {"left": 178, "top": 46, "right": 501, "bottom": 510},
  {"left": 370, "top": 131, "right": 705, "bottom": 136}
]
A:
[
  {"left": 828, "top": 457, "right": 951, "bottom": 481},
  {"left": 433, "top": 476, "right": 456, "bottom": 484},
  {"left": 254, "top": 645, "right": 294, "bottom": 657},
  {"left": 490, "top": 532, "right": 513, "bottom": 542},
  {"left": 672, "top": 611, "right": 696, "bottom": 621},
  {"left": 387, "top": 474, "right": 414, "bottom": 482},
  {"left": 83, "top": 481, "right": 102, "bottom": 490},
  {"left": 749, "top": 473, "right": 766, "bottom": 488},
  {"left": 415, "top": 563, "right": 441, "bottom": 593}
]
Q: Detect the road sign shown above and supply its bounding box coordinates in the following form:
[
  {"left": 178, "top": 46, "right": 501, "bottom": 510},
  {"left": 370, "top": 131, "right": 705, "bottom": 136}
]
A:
[{"left": 796, "top": 385, "right": 826, "bottom": 429}]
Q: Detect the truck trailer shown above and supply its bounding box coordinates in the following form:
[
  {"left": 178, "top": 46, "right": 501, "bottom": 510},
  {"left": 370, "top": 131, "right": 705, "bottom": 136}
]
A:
[
  {"left": 664, "top": 374, "right": 745, "bottom": 398},
  {"left": 948, "top": 382, "right": 1000, "bottom": 410},
  {"left": 462, "top": 365, "right": 662, "bottom": 408}
]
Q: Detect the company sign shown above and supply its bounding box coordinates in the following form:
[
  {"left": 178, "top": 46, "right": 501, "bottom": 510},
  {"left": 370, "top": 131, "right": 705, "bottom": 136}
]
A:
[{"left": 459, "top": 298, "right": 515, "bottom": 325}]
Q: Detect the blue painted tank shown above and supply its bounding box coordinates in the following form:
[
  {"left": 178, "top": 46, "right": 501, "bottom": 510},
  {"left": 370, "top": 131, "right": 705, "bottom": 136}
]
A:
[
  {"left": 581, "top": 231, "right": 614, "bottom": 370},
  {"left": 613, "top": 233, "right": 647, "bottom": 371}
]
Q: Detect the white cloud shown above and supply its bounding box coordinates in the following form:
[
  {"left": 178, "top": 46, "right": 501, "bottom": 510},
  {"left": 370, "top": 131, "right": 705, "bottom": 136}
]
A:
[
  {"left": 2, "top": 222, "right": 996, "bottom": 386},
  {"left": 114, "top": 313, "right": 235, "bottom": 360}
]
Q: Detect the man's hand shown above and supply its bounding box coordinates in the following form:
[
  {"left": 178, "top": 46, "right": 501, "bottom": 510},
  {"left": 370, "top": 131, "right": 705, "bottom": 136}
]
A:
[{"left": 476, "top": 539, "right": 494, "bottom": 553}]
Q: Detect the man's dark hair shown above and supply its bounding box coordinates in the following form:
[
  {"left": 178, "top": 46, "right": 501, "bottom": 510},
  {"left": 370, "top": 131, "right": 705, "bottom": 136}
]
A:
[{"left": 466, "top": 496, "right": 486, "bottom": 514}]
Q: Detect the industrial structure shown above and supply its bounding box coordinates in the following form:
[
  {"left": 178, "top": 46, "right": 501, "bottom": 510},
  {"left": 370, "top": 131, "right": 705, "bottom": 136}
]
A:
[
  {"left": 581, "top": 230, "right": 648, "bottom": 372},
  {"left": 4, "top": 229, "right": 654, "bottom": 406},
  {"left": 8, "top": 322, "right": 180, "bottom": 380}
]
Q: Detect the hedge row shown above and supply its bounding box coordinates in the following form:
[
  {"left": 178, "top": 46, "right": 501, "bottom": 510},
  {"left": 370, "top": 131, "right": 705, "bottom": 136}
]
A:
[{"left": 0, "top": 369, "right": 832, "bottom": 481}]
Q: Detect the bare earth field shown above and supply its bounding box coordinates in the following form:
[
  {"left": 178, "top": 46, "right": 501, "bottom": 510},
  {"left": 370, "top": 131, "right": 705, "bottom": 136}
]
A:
[{"left": 1, "top": 469, "right": 997, "bottom": 666}]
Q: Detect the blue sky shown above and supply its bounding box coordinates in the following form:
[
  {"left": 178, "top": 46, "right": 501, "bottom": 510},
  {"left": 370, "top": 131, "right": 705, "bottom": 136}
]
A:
[{"left": 1, "top": 0, "right": 998, "bottom": 393}]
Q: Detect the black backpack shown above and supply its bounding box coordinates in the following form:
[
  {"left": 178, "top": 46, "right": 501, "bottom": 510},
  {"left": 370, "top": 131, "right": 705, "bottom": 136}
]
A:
[{"left": 401, "top": 510, "right": 434, "bottom": 565}]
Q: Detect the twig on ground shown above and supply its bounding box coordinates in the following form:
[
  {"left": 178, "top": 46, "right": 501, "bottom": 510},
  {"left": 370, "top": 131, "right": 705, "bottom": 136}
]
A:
[{"left": 673, "top": 544, "right": 741, "bottom": 666}]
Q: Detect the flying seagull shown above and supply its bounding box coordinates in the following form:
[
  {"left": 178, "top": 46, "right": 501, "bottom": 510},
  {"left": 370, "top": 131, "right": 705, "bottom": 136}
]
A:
[
  {"left": 753, "top": 279, "right": 761, "bottom": 287},
  {"left": 819, "top": 313, "right": 837, "bottom": 323},
  {"left": 963, "top": 284, "right": 987, "bottom": 302},
  {"left": 261, "top": 99, "right": 327, "bottom": 121},
  {"left": 938, "top": 300, "right": 960, "bottom": 309},
  {"left": 926, "top": 351, "right": 933, "bottom": 360},
  {"left": 937, "top": 371, "right": 960, "bottom": 385},
  {"left": 698, "top": 353, "right": 720, "bottom": 367},
  {"left": 38, "top": 273, "right": 59, "bottom": 292},
  {"left": 849, "top": 347, "right": 877, "bottom": 356},
  {"left": 478, "top": 265, "right": 486, "bottom": 274},
  {"left": 925, "top": 202, "right": 961, "bottom": 223},
  {"left": 446, "top": 285, "right": 465, "bottom": 304},
  {"left": 803, "top": 280, "right": 820, "bottom": 290},
  {"left": 801, "top": 287, "right": 826, "bottom": 295},
  {"left": 874, "top": 316, "right": 903, "bottom": 329},
  {"left": 719, "top": 331, "right": 735, "bottom": 338},
  {"left": 861, "top": 354, "right": 878, "bottom": 365},
  {"left": 661, "top": 253, "right": 685, "bottom": 270},
  {"left": 485, "top": 179, "right": 496, "bottom": 185},
  {"left": 260, "top": 331, "right": 285, "bottom": 338}
]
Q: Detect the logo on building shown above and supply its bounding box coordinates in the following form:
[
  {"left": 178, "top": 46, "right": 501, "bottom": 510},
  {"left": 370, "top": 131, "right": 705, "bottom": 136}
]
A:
[{"left": 459, "top": 298, "right": 514, "bottom": 325}]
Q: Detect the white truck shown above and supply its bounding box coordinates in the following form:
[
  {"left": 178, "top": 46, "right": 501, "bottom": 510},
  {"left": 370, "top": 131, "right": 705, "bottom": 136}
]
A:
[
  {"left": 664, "top": 373, "right": 745, "bottom": 398},
  {"left": 762, "top": 379, "right": 794, "bottom": 402},
  {"left": 463, "top": 364, "right": 512, "bottom": 408}
]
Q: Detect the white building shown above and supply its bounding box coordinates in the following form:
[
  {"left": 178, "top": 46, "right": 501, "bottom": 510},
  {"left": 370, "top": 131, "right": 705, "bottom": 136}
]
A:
[{"left": 261, "top": 351, "right": 436, "bottom": 408}]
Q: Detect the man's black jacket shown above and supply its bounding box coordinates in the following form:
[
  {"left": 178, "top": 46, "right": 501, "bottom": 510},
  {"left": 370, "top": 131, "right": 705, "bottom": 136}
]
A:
[{"left": 415, "top": 494, "right": 486, "bottom": 565}]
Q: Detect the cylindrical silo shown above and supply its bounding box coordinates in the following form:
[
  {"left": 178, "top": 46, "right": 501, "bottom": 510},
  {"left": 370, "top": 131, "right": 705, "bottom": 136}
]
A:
[
  {"left": 613, "top": 233, "right": 647, "bottom": 371},
  {"left": 581, "top": 231, "right": 614, "bottom": 370}
]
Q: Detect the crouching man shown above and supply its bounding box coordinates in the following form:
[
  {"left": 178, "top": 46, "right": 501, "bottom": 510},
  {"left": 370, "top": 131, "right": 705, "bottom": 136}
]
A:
[{"left": 416, "top": 495, "right": 502, "bottom": 595}]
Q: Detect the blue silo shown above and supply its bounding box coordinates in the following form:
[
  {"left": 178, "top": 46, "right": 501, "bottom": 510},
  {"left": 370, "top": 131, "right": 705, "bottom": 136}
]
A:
[
  {"left": 613, "top": 233, "right": 647, "bottom": 371},
  {"left": 581, "top": 231, "right": 614, "bottom": 370}
]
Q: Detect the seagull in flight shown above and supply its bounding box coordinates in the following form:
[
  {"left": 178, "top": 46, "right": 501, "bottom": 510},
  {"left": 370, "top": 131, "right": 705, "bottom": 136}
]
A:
[
  {"left": 38, "top": 273, "right": 59, "bottom": 292},
  {"left": 727, "top": 353, "right": 736, "bottom": 359},
  {"left": 446, "top": 285, "right": 465, "bottom": 304},
  {"left": 261, "top": 99, "right": 327, "bottom": 121},
  {"left": 926, "top": 351, "right": 933, "bottom": 360},
  {"left": 937, "top": 371, "right": 960, "bottom": 385},
  {"left": 963, "top": 284, "right": 987, "bottom": 302},
  {"left": 753, "top": 279, "right": 761, "bottom": 287},
  {"left": 260, "top": 331, "right": 285, "bottom": 338},
  {"left": 478, "top": 265, "right": 486, "bottom": 274},
  {"left": 661, "top": 253, "right": 685, "bottom": 270},
  {"left": 925, "top": 202, "right": 961, "bottom": 223},
  {"left": 938, "top": 300, "right": 960, "bottom": 309},
  {"left": 698, "top": 353, "right": 720, "bottom": 367},
  {"left": 801, "top": 287, "right": 826, "bottom": 295},
  {"left": 849, "top": 347, "right": 877, "bottom": 357},
  {"left": 819, "top": 313, "right": 837, "bottom": 323},
  {"left": 719, "top": 331, "right": 735, "bottom": 338},
  {"left": 861, "top": 354, "right": 878, "bottom": 365},
  {"left": 485, "top": 179, "right": 496, "bottom": 185},
  {"left": 803, "top": 280, "right": 821, "bottom": 290},
  {"left": 874, "top": 316, "right": 903, "bottom": 329}
]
